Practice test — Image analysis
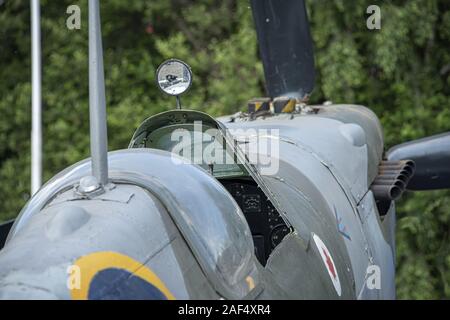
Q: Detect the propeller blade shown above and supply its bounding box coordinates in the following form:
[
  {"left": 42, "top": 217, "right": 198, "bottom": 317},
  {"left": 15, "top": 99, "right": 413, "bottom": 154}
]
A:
[
  {"left": 250, "top": 0, "right": 315, "bottom": 99},
  {"left": 387, "top": 132, "right": 450, "bottom": 190}
]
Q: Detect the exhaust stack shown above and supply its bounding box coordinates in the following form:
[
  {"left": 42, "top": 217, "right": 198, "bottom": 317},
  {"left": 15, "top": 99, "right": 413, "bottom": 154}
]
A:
[{"left": 370, "top": 160, "right": 415, "bottom": 201}]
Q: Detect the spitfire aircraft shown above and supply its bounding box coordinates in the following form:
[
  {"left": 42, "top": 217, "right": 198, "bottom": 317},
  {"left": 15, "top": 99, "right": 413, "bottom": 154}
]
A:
[{"left": 0, "top": 0, "right": 449, "bottom": 300}]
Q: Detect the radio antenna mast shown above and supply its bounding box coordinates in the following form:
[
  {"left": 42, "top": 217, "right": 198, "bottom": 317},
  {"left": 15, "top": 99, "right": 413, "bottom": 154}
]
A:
[
  {"left": 31, "top": 0, "right": 42, "bottom": 195},
  {"left": 88, "top": 0, "right": 109, "bottom": 186}
]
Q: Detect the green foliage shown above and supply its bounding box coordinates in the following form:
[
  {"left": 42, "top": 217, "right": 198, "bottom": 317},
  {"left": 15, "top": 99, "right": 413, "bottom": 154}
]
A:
[{"left": 0, "top": 0, "right": 448, "bottom": 299}]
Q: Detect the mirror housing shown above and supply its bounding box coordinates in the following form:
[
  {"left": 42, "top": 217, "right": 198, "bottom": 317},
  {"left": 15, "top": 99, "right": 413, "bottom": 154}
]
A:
[{"left": 156, "top": 59, "right": 192, "bottom": 97}]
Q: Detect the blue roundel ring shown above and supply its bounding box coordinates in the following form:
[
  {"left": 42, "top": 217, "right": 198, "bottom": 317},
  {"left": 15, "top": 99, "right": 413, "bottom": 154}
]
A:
[{"left": 88, "top": 268, "right": 168, "bottom": 300}]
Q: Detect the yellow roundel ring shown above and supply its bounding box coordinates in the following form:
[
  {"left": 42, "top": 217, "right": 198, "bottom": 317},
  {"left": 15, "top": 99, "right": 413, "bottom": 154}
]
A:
[{"left": 70, "top": 251, "right": 175, "bottom": 300}]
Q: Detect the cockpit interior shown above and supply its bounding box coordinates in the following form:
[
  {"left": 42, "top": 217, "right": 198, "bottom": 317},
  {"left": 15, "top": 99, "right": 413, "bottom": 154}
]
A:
[{"left": 220, "top": 178, "right": 290, "bottom": 265}]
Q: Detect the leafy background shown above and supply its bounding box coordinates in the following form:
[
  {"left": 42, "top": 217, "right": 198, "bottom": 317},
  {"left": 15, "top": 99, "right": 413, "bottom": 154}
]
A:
[{"left": 0, "top": 0, "right": 449, "bottom": 299}]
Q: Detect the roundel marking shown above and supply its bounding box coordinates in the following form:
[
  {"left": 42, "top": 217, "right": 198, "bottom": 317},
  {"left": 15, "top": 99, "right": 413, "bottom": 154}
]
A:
[
  {"left": 70, "top": 251, "right": 175, "bottom": 300},
  {"left": 312, "top": 233, "right": 342, "bottom": 297}
]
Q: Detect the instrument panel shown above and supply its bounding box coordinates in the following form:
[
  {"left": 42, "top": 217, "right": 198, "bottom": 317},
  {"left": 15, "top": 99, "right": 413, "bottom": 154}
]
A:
[{"left": 221, "top": 179, "right": 290, "bottom": 265}]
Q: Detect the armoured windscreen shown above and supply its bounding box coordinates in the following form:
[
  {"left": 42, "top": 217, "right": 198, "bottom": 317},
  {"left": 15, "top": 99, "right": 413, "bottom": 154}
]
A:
[
  {"left": 130, "top": 110, "right": 249, "bottom": 179},
  {"left": 145, "top": 124, "right": 247, "bottom": 178}
]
